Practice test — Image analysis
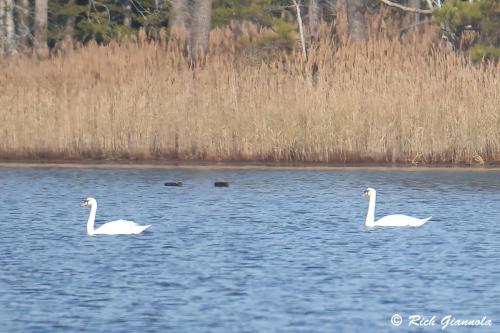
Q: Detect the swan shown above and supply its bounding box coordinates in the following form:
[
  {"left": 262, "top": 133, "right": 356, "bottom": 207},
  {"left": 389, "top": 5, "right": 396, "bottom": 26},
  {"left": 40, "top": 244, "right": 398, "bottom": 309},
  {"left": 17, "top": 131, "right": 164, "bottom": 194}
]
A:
[
  {"left": 80, "top": 198, "right": 151, "bottom": 235},
  {"left": 363, "top": 188, "right": 431, "bottom": 228}
]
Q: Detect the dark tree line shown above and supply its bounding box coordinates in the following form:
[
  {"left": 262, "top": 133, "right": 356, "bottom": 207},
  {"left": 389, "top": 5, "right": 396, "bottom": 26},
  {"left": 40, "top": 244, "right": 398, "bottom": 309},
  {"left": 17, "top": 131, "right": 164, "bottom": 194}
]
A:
[{"left": 0, "top": 0, "right": 498, "bottom": 61}]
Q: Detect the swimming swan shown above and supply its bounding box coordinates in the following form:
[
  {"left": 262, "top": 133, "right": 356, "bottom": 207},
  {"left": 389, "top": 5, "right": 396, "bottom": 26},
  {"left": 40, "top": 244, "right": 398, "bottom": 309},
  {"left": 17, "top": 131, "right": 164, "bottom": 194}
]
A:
[
  {"left": 81, "top": 198, "right": 151, "bottom": 235},
  {"left": 363, "top": 188, "right": 431, "bottom": 228}
]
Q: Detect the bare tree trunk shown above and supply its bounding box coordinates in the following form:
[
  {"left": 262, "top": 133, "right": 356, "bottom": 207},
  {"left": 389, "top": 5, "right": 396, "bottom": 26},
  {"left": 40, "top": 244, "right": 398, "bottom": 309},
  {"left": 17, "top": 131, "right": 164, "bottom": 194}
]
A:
[
  {"left": 335, "top": 0, "right": 346, "bottom": 26},
  {"left": 61, "top": 0, "right": 76, "bottom": 42},
  {"left": 64, "top": 16, "right": 76, "bottom": 41},
  {"left": 4, "top": 0, "right": 15, "bottom": 54},
  {"left": 34, "top": 0, "right": 48, "bottom": 56},
  {"left": 169, "top": 0, "right": 188, "bottom": 33},
  {"left": 123, "top": 1, "right": 132, "bottom": 28},
  {"left": 346, "top": 0, "right": 366, "bottom": 42},
  {"left": 15, "top": 0, "right": 30, "bottom": 48},
  {"left": 336, "top": 0, "right": 345, "bottom": 16},
  {"left": 328, "top": 0, "right": 345, "bottom": 20},
  {"left": 0, "top": 0, "right": 15, "bottom": 55},
  {"left": 189, "top": 0, "right": 211, "bottom": 64},
  {"left": 308, "top": 0, "right": 320, "bottom": 40},
  {"left": 408, "top": 0, "right": 420, "bottom": 23},
  {"left": 0, "top": 0, "right": 5, "bottom": 56},
  {"left": 330, "top": 0, "right": 337, "bottom": 15},
  {"left": 293, "top": 0, "right": 307, "bottom": 62}
]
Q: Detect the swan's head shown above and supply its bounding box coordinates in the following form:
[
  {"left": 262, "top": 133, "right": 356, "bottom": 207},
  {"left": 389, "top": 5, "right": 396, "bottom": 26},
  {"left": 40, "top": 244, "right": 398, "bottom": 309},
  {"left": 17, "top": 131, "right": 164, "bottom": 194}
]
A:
[
  {"left": 80, "top": 197, "right": 96, "bottom": 207},
  {"left": 363, "top": 188, "right": 376, "bottom": 197}
]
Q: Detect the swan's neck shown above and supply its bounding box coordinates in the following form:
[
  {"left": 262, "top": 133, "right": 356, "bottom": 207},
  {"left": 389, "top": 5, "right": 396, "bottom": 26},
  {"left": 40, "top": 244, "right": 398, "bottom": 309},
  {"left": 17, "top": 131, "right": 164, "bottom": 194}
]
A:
[
  {"left": 365, "top": 194, "right": 376, "bottom": 227},
  {"left": 87, "top": 202, "right": 97, "bottom": 235}
]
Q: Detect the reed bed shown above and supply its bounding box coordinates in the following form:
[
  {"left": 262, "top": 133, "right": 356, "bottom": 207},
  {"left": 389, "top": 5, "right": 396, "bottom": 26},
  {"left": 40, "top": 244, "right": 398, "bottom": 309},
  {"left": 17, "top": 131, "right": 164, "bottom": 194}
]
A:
[{"left": 0, "top": 26, "right": 499, "bottom": 165}]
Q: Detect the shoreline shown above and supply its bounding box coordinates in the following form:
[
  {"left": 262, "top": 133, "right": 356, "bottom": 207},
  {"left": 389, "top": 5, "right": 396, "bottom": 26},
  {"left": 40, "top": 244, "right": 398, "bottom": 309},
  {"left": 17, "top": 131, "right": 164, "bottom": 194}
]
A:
[{"left": 0, "top": 160, "right": 498, "bottom": 172}]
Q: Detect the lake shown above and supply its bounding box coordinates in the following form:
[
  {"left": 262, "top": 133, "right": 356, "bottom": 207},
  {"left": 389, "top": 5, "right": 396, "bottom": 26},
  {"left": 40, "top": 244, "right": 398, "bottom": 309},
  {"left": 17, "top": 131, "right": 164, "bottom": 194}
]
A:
[{"left": 0, "top": 166, "right": 499, "bottom": 332}]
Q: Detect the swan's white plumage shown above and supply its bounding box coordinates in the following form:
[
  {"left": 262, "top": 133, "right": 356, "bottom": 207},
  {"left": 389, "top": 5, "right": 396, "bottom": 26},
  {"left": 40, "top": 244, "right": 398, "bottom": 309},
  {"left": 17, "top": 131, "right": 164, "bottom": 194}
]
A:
[
  {"left": 372, "top": 214, "right": 431, "bottom": 227},
  {"left": 363, "top": 188, "right": 430, "bottom": 228},
  {"left": 81, "top": 198, "right": 151, "bottom": 235},
  {"left": 92, "top": 219, "right": 151, "bottom": 235}
]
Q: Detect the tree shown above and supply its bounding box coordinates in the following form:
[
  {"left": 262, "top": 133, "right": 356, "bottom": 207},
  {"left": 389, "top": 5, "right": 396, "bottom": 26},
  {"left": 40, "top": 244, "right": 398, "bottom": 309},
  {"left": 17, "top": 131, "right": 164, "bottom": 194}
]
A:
[
  {"left": 169, "top": 0, "right": 188, "bottom": 34},
  {"left": 4, "top": 0, "right": 15, "bottom": 53},
  {"left": 434, "top": 0, "right": 500, "bottom": 61},
  {"left": 346, "top": 0, "right": 366, "bottom": 41},
  {"left": 62, "top": 0, "right": 76, "bottom": 42},
  {"left": 123, "top": 1, "right": 132, "bottom": 28},
  {"left": 407, "top": 0, "right": 421, "bottom": 23},
  {"left": 0, "top": 0, "right": 17, "bottom": 55},
  {"left": 15, "top": 0, "right": 30, "bottom": 48},
  {"left": 0, "top": 0, "right": 4, "bottom": 56},
  {"left": 292, "top": 0, "right": 307, "bottom": 61},
  {"left": 34, "top": 0, "right": 48, "bottom": 55},
  {"left": 308, "top": 0, "right": 320, "bottom": 40},
  {"left": 189, "top": 0, "right": 212, "bottom": 63}
]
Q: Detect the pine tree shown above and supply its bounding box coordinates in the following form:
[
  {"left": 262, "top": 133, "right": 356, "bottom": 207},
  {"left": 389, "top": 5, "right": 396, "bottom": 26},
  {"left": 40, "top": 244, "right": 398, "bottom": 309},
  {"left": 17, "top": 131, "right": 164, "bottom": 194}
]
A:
[{"left": 434, "top": 0, "right": 500, "bottom": 61}]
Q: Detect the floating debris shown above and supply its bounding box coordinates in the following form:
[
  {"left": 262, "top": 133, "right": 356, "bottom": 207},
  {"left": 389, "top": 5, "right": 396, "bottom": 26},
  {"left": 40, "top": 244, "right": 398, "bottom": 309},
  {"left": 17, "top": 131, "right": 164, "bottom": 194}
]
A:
[{"left": 214, "top": 182, "right": 229, "bottom": 187}]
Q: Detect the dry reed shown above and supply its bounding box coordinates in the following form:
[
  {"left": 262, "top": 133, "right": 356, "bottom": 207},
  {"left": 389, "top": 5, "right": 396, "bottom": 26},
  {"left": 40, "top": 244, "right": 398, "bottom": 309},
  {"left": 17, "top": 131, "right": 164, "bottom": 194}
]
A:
[{"left": 0, "top": 24, "right": 499, "bottom": 165}]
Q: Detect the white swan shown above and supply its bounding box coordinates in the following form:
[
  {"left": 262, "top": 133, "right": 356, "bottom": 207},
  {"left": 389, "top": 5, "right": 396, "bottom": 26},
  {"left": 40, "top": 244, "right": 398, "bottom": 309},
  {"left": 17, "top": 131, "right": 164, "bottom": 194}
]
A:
[
  {"left": 81, "top": 197, "right": 151, "bottom": 235},
  {"left": 363, "top": 188, "right": 431, "bottom": 227}
]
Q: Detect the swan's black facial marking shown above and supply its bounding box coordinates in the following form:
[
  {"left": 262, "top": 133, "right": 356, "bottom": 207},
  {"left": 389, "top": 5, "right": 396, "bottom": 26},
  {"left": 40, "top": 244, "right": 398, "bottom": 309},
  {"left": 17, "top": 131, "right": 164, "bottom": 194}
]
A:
[
  {"left": 363, "top": 189, "right": 369, "bottom": 196},
  {"left": 80, "top": 199, "right": 89, "bottom": 207}
]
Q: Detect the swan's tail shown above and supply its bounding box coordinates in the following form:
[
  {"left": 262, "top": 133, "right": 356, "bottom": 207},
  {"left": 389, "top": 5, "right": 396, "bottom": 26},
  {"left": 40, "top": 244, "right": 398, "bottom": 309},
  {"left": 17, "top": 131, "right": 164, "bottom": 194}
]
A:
[
  {"left": 139, "top": 225, "right": 152, "bottom": 233},
  {"left": 422, "top": 216, "right": 432, "bottom": 223}
]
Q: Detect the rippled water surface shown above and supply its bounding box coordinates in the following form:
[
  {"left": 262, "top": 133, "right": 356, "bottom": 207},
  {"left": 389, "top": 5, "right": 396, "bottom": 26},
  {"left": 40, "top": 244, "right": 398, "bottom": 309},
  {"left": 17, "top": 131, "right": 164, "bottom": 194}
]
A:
[{"left": 0, "top": 167, "right": 499, "bottom": 332}]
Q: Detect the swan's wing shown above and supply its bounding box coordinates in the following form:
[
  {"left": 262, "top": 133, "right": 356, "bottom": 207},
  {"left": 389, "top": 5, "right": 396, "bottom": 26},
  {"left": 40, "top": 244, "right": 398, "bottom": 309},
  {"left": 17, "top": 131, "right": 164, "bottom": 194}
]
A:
[
  {"left": 375, "top": 214, "right": 429, "bottom": 227},
  {"left": 94, "top": 219, "right": 140, "bottom": 234},
  {"left": 109, "top": 219, "right": 139, "bottom": 227}
]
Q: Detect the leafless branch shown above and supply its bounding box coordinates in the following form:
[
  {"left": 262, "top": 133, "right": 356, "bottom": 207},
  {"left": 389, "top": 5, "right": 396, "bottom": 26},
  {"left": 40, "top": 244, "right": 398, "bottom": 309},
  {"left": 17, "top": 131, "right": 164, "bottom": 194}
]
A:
[
  {"left": 379, "top": 0, "right": 433, "bottom": 14},
  {"left": 93, "top": 1, "right": 111, "bottom": 21}
]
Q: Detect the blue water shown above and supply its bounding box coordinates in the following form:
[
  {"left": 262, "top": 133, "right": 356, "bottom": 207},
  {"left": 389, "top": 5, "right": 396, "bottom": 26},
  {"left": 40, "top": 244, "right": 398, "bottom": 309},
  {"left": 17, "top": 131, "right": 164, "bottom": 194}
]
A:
[{"left": 0, "top": 167, "right": 499, "bottom": 332}]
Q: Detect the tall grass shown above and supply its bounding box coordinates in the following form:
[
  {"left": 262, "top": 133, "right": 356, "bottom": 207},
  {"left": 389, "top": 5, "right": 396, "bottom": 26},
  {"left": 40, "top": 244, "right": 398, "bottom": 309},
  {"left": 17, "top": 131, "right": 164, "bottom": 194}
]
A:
[{"left": 0, "top": 24, "right": 499, "bottom": 165}]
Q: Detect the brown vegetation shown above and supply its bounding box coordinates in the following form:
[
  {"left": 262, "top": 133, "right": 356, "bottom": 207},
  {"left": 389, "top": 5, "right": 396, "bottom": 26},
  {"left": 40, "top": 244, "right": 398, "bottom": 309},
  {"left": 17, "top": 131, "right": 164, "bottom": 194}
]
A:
[{"left": 0, "top": 22, "right": 499, "bottom": 165}]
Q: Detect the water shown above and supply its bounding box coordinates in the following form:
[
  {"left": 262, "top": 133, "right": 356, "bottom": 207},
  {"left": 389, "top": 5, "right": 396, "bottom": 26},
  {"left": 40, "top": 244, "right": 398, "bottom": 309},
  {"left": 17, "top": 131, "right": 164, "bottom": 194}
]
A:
[{"left": 0, "top": 167, "right": 499, "bottom": 332}]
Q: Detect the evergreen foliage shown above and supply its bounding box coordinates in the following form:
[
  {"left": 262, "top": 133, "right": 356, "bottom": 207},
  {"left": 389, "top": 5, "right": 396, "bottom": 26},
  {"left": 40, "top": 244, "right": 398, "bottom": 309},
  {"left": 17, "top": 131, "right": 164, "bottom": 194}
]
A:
[
  {"left": 48, "top": 0, "right": 169, "bottom": 44},
  {"left": 434, "top": 0, "right": 500, "bottom": 61},
  {"left": 211, "top": 0, "right": 274, "bottom": 26}
]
